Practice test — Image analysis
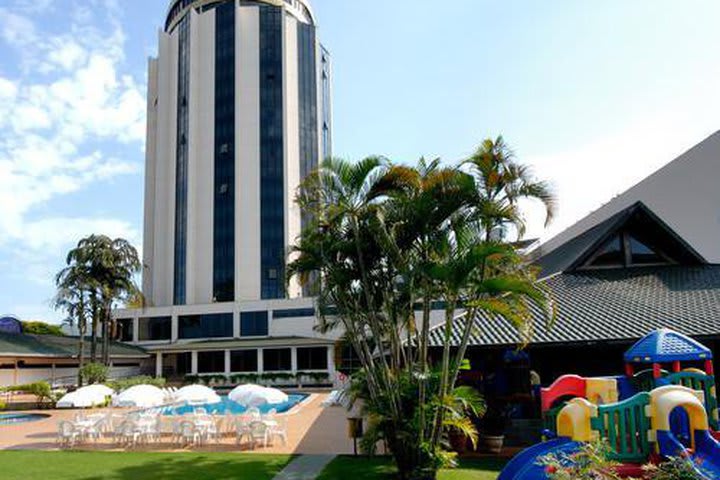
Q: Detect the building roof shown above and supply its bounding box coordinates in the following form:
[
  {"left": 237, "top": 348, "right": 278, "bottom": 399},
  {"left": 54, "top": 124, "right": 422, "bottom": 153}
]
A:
[
  {"left": 428, "top": 265, "right": 720, "bottom": 347},
  {"left": 624, "top": 328, "right": 713, "bottom": 363},
  {"left": 0, "top": 333, "right": 149, "bottom": 359}
]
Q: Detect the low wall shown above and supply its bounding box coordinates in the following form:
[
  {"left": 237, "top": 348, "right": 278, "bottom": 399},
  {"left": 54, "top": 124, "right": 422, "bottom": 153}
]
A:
[{"left": 0, "top": 366, "right": 142, "bottom": 388}]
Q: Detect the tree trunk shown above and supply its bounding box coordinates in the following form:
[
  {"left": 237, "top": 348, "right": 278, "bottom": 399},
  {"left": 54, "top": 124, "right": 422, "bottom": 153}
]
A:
[
  {"left": 90, "top": 293, "right": 98, "bottom": 362},
  {"left": 77, "top": 299, "right": 86, "bottom": 387},
  {"left": 102, "top": 301, "right": 111, "bottom": 365}
]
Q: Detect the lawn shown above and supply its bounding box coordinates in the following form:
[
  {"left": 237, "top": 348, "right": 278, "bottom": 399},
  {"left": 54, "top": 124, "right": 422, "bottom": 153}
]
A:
[
  {"left": 316, "top": 456, "right": 507, "bottom": 480},
  {"left": 0, "top": 451, "right": 293, "bottom": 480}
]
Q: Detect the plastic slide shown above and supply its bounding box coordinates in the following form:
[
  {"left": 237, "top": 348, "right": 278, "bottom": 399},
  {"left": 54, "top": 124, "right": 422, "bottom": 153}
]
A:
[
  {"left": 657, "top": 428, "right": 720, "bottom": 479},
  {"left": 497, "top": 437, "right": 581, "bottom": 480}
]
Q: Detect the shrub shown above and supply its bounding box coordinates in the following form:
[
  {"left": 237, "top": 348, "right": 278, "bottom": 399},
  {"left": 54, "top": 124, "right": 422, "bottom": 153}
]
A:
[
  {"left": 539, "top": 440, "right": 621, "bottom": 480},
  {"left": 643, "top": 457, "right": 704, "bottom": 480},
  {"left": 2, "top": 382, "right": 56, "bottom": 408},
  {"left": 21, "top": 321, "right": 65, "bottom": 336},
  {"left": 107, "top": 376, "right": 166, "bottom": 392},
  {"left": 80, "top": 362, "right": 109, "bottom": 385},
  {"left": 0, "top": 399, "right": 6, "bottom": 410}
]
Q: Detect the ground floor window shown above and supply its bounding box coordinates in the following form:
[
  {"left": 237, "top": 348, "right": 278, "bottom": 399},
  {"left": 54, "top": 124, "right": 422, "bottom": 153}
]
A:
[
  {"left": 263, "top": 348, "right": 291, "bottom": 372},
  {"left": 230, "top": 349, "right": 258, "bottom": 372},
  {"left": 179, "top": 313, "right": 233, "bottom": 339},
  {"left": 115, "top": 318, "right": 133, "bottom": 342},
  {"left": 338, "top": 344, "right": 362, "bottom": 375},
  {"left": 198, "top": 351, "right": 225, "bottom": 374},
  {"left": 297, "top": 347, "right": 328, "bottom": 371}
]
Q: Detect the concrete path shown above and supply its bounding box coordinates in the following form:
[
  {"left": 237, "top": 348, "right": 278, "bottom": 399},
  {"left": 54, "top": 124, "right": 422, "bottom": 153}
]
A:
[{"left": 273, "top": 454, "right": 336, "bottom": 480}]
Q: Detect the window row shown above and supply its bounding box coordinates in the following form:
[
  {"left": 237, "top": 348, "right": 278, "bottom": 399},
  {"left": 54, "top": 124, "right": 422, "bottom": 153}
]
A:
[{"left": 196, "top": 346, "right": 329, "bottom": 374}]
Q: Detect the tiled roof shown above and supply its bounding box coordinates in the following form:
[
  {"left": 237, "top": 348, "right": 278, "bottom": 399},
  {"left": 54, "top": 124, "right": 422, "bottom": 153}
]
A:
[
  {"left": 0, "top": 333, "right": 149, "bottom": 358},
  {"left": 428, "top": 265, "right": 720, "bottom": 347}
]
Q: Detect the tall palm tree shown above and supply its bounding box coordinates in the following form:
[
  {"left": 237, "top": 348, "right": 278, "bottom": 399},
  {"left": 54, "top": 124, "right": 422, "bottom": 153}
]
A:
[
  {"left": 465, "top": 136, "right": 556, "bottom": 241},
  {"left": 54, "top": 266, "right": 90, "bottom": 385},
  {"left": 289, "top": 152, "right": 554, "bottom": 480}
]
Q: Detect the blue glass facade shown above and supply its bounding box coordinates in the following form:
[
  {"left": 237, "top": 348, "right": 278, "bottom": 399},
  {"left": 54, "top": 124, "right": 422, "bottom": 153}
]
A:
[
  {"left": 321, "top": 45, "right": 332, "bottom": 162},
  {"left": 213, "top": 2, "right": 236, "bottom": 302},
  {"left": 259, "top": 5, "right": 285, "bottom": 300},
  {"left": 173, "top": 14, "right": 190, "bottom": 306},
  {"left": 241, "top": 311, "right": 269, "bottom": 337},
  {"left": 179, "top": 313, "right": 234, "bottom": 339}
]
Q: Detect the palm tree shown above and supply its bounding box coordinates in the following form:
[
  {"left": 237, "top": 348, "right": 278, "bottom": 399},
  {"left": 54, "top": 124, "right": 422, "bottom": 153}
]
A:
[
  {"left": 465, "top": 136, "right": 556, "bottom": 241},
  {"left": 54, "top": 266, "right": 90, "bottom": 385},
  {"left": 289, "top": 151, "right": 554, "bottom": 480}
]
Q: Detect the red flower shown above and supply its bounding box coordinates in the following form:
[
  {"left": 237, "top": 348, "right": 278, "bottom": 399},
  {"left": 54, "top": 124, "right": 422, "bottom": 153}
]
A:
[{"left": 545, "top": 465, "right": 557, "bottom": 474}]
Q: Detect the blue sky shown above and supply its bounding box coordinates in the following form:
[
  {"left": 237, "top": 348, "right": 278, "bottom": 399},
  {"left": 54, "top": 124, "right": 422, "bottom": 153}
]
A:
[{"left": 0, "top": 0, "right": 718, "bottom": 323}]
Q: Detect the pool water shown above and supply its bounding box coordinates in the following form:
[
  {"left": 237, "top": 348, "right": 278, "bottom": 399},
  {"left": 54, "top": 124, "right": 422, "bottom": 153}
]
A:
[
  {"left": 162, "top": 393, "right": 308, "bottom": 416},
  {"left": 0, "top": 413, "right": 49, "bottom": 425}
]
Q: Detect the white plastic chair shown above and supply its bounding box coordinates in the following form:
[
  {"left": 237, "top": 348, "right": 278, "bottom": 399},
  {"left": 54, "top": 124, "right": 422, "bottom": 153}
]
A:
[
  {"left": 268, "top": 415, "right": 288, "bottom": 446},
  {"left": 57, "top": 421, "right": 83, "bottom": 448},
  {"left": 178, "top": 420, "right": 202, "bottom": 447},
  {"left": 247, "top": 421, "right": 269, "bottom": 449}
]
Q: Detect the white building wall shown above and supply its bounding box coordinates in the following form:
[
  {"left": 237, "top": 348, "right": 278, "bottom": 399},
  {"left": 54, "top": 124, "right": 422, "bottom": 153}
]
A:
[
  {"left": 142, "top": 57, "right": 159, "bottom": 301},
  {"left": 187, "top": 9, "right": 216, "bottom": 305},
  {"left": 236, "top": 5, "right": 262, "bottom": 301},
  {"left": 284, "top": 15, "right": 302, "bottom": 299},
  {"left": 535, "top": 131, "right": 720, "bottom": 265}
]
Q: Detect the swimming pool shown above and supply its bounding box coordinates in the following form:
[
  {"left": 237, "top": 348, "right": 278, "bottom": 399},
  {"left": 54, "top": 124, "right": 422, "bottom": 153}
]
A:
[
  {"left": 162, "top": 393, "right": 308, "bottom": 416},
  {"left": 0, "top": 413, "right": 49, "bottom": 425}
]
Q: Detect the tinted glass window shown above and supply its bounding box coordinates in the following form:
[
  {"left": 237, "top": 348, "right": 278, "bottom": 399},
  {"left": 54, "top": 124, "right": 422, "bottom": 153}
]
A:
[
  {"left": 198, "top": 351, "right": 225, "bottom": 374},
  {"left": 263, "top": 348, "right": 291, "bottom": 371},
  {"left": 629, "top": 235, "right": 664, "bottom": 264},
  {"left": 116, "top": 318, "right": 134, "bottom": 342},
  {"left": 138, "top": 317, "right": 172, "bottom": 341},
  {"left": 590, "top": 234, "right": 624, "bottom": 266},
  {"left": 241, "top": 311, "right": 269, "bottom": 337},
  {"left": 213, "top": 2, "right": 236, "bottom": 302},
  {"left": 179, "top": 313, "right": 233, "bottom": 339},
  {"left": 297, "top": 347, "right": 327, "bottom": 371},
  {"left": 273, "top": 308, "right": 315, "bottom": 319},
  {"left": 231, "top": 350, "right": 258, "bottom": 372}
]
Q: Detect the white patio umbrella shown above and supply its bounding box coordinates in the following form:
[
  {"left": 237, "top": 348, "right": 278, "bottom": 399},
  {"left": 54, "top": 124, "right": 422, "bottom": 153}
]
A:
[
  {"left": 57, "top": 386, "right": 110, "bottom": 408},
  {"left": 228, "top": 383, "right": 266, "bottom": 403},
  {"left": 175, "top": 384, "right": 221, "bottom": 405},
  {"left": 230, "top": 385, "right": 288, "bottom": 407},
  {"left": 79, "top": 384, "right": 114, "bottom": 398},
  {"left": 112, "top": 384, "right": 165, "bottom": 408}
]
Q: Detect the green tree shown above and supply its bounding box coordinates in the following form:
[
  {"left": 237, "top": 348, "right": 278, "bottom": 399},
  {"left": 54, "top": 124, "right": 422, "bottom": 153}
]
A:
[
  {"left": 21, "top": 321, "right": 64, "bottom": 336},
  {"left": 55, "top": 235, "right": 142, "bottom": 371},
  {"left": 54, "top": 263, "right": 91, "bottom": 385},
  {"left": 288, "top": 147, "right": 555, "bottom": 480}
]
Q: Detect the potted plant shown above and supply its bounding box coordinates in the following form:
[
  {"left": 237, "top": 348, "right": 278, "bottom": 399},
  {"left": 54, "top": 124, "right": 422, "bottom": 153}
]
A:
[{"left": 479, "top": 402, "right": 510, "bottom": 453}]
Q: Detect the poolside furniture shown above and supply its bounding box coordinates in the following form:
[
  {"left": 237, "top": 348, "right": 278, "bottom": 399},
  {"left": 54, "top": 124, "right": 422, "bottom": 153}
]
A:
[
  {"left": 268, "top": 415, "right": 288, "bottom": 446},
  {"left": 178, "top": 420, "right": 203, "bottom": 447},
  {"left": 229, "top": 384, "right": 288, "bottom": 407},
  {"left": 57, "top": 421, "right": 84, "bottom": 448},
  {"left": 246, "top": 421, "right": 270, "bottom": 449}
]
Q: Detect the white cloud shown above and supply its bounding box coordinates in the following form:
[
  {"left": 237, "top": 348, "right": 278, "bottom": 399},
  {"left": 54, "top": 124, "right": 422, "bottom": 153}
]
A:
[{"left": 0, "top": 1, "right": 145, "bottom": 322}]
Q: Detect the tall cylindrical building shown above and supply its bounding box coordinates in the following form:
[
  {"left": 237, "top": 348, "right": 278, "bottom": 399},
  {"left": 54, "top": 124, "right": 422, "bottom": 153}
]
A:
[
  {"left": 143, "top": 0, "right": 332, "bottom": 308},
  {"left": 116, "top": 0, "right": 339, "bottom": 383}
]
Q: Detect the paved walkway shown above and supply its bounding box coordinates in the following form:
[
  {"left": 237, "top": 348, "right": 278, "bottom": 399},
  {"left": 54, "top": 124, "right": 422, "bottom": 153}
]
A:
[{"left": 272, "top": 454, "right": 336, "bottom": 480}]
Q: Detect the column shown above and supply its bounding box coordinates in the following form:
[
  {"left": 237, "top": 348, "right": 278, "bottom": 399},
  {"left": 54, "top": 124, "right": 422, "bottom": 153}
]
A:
[
  {"left": 291, "top": 346, "right": 298, "bottom": 374},
  {"left": 132, "top": 318, "right": 139, "bottom": 343},
  {"left": 224, "top": 350, "right": 231, "bottom": 376},
  {"left": 171, "top": 314, "right": 179, "bottom": 342},
  {"left": 327, "top": 345, "right": 336, "bottom": 385},
  {"left": 155, "top": 353, "right": 163, "bottom": 378},
  {"left": 233, "top": 311, "right": 241, "bottom": 338},
  {"left": 257, "top": 349, "right": 264, "bottom": 374},
  {"left": 191, "top": 351, "right": 198, "bottom": 374}
]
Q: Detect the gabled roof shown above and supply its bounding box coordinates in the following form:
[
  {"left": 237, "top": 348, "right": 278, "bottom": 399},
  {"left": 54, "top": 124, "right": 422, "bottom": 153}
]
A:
[
  {"left": 534, "top": 201, "right": 706, "bottom": 277},
  {"left": 0, "top": 333, "right": 149, "bottom": 358},
  {"left": 428, "top": 265, "right": 720, "bottom": 347},
  {"left": 624, "top": 328, "right": 712, "bottom": 363}
]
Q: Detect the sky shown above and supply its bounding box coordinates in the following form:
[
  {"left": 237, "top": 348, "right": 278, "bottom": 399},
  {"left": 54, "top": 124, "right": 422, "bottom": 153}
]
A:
[{"left": 0, "top": 0, "right": 718, "bottom": 324}]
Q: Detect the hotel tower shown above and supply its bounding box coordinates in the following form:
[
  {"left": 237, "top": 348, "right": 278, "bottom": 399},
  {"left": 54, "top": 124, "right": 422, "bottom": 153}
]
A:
[{"left": 115, "top": 0, "right": 341, "bottom": 383}]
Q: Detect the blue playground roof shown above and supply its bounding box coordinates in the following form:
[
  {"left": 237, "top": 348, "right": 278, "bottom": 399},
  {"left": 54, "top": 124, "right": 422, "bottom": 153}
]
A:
[{"left": 624, "top": 328, "right": 712, "bottom": 363}]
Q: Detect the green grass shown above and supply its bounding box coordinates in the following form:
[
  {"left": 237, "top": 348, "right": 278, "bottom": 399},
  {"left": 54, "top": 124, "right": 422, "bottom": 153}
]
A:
[
  {"left": 0, "top": 451, "right": 293, "bottom": 480},
  {"left": 316, "top": 456, "right": 507, "bottom": 480}
]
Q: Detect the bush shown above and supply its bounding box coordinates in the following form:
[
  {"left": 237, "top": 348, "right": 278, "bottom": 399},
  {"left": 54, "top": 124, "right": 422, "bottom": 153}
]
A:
[
  {"left": 643, "top": 457, "right": 704, "bottom": 480},
  {"left": 21, "top": 321, "right": 65, "bottom": 336},
  {"left": 1, "top": 382, "right": 57, "bottom": 408},
  {"left": 107, "top": 376, "right": 166, "bottom": 392},
  {"left": 80, "top": 362, "right": 109, "bottom": 385},
  {"left": 540, "top": 440, "right": 620, "bottom": 480},
  {"left": 0, "top": 399, "right": 6, "bottom": 410}
]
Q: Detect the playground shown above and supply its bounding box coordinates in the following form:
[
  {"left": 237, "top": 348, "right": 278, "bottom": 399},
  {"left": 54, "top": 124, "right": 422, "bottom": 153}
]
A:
[{"left": 498, "top": 329, "right": 720, "bottom": 479}]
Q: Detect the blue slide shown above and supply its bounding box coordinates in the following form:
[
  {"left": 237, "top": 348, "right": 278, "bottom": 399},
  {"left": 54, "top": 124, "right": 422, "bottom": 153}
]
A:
[
  {"left": 497, "top": 437, "right": 581, "bottom": 480},
  {"left": 657, "top": 429, "right": 720, "bottom": 479}
]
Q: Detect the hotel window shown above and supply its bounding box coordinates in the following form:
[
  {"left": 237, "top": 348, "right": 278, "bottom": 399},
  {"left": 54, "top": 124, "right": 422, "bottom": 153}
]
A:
[
  {"left": 263, "top": 348, "right": 291, "bottom": 372},
  {"left": 178, "top": 313, "right": 233, "bottom": 339},
  {"left": 198, "top": 351, "right": 225, "bottom": 374},
  {"left": 115, "top": 318, "right": 134, "bottom": 342},
  {"left": 231, "top": 350, "right": 258, "bottom": 372},
  {"left": 297, "top": 347, "right": 327, "bottom": 371},
  {"left": 138, "top": 317, "right": 172, "bottom": 341},
  {"left": 240, "top": 311, "right": 269, "bottom": 337}
]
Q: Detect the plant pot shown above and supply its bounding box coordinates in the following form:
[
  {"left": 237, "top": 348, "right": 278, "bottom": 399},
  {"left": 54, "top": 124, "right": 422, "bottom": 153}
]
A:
[
  {"left": 449, "top": 431, "right": 469, "bottom": 454},
  {"left": 479, "top": 434, "right": 505, "bottom": 454}
]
